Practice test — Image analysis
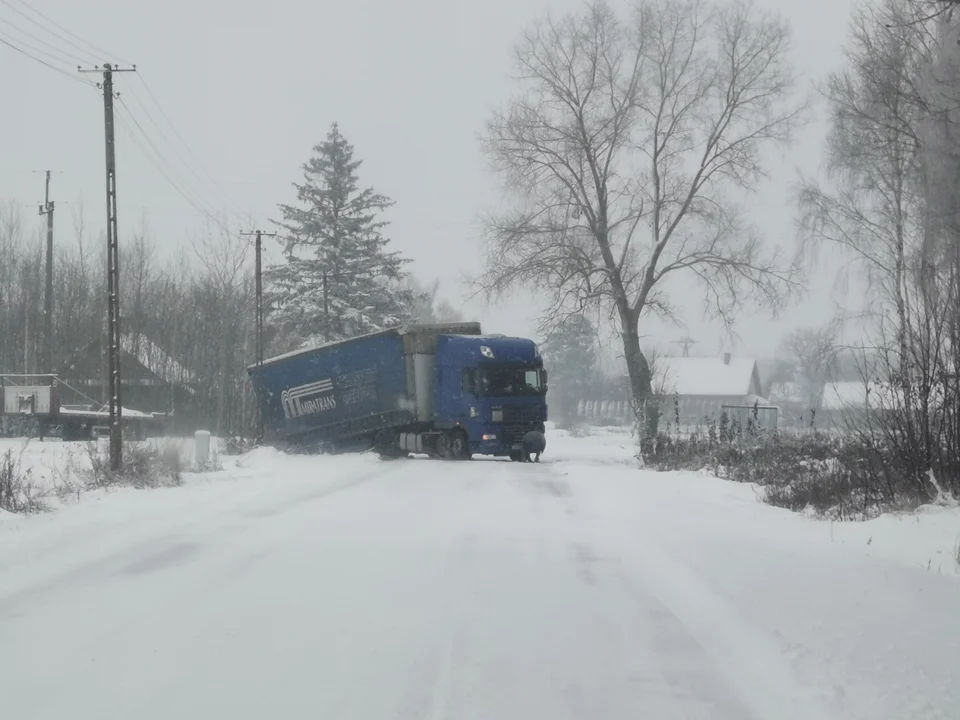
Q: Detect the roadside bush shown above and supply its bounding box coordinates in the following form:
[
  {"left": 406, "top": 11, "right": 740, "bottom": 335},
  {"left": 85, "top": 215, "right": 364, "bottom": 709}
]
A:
[
  {"left": 85, "top": 440, "right": 184, "bottom": 490},
  {"left": 0, "top": 447, "right": 48, "bottom": 514},
  {"left": 641, "top": 411, "right": 951, "bottom": 520},
  {"left": 221, "top": 436, "right": 252, "bottom": 456}
]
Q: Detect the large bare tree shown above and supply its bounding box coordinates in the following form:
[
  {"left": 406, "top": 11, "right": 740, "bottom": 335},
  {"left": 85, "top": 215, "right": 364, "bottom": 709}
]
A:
[
  {"left": 478, "top": 0, "right": 805, "bottom": 436},
  {"left": 798, "top": 0, "right": 931, "bottom": 377},
  {"left": 797, "top": 0, "right": 960, "bottom": 498}
]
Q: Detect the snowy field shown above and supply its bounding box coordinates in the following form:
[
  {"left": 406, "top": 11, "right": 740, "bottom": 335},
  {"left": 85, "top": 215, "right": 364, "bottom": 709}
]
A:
[{"left": 1, "top": 428, "right": 959, "bottom": 719}]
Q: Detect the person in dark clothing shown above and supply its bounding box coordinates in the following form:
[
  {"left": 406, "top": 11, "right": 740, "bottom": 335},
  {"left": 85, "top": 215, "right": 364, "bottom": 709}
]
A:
[{"left": 522, "top": 430, "right": 546, "bottom": 462}]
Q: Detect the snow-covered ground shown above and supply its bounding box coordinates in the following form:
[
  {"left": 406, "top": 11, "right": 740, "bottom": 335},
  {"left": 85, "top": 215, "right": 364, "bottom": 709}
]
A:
[
  {"left": 0, "top": 434, "right": 222, "bottom": 498},
  {"left": 1, "top": 429, "right": 958, "bottom": 719}
]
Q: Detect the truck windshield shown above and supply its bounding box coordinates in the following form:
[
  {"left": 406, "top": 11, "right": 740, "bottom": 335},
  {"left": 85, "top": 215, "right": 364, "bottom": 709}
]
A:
[{"left": 479, "top": 366, "right": 546, "bottom": 396}]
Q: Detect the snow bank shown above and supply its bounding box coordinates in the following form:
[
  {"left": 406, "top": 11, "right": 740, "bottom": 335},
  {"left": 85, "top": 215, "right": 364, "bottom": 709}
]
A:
[
  {"left": 1, "top": 427, "right": 958, "bottom": 719},
  {"left": 0, "top": 435, "right": 226, "bottom": 498},
  {"left": 551, "top": 462, "right": 960, "bottom": 717},
  {"left": 544, "top": 423, "right": 637, "bottom": 466},
  {"left": 6, "top": 425, "right": 958, "bottom": 579}
]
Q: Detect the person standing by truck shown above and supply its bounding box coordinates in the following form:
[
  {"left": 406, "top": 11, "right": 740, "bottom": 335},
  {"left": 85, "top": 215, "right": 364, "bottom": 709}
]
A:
[{"left": 522, "top": 429, "right": 546, "bottom": 462}]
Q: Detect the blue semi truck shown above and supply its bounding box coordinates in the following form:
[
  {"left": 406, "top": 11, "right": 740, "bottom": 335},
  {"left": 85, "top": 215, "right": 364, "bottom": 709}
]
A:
[{"left": 247, "top": 323, "right": 548, "bottom": 460}]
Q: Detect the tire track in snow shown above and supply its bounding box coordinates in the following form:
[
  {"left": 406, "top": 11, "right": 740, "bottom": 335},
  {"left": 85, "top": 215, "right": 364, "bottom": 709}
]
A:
[
  {"left": 525, "top": 458, "right": 827, "bottom": 718},
  {"left": 611, "top": 536, "right": 844, "bottom": 720},
  {"left": 0, "top": 461, "right": 394, "bottom": 619},
  {"left": 0, "top": 459, "right": 410, "bottom": 714}
]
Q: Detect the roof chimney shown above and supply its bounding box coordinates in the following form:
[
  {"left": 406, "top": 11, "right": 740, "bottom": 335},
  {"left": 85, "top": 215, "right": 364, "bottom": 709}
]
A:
[{"left": 723, "top": 352, "right": 731, "bottom": 365}]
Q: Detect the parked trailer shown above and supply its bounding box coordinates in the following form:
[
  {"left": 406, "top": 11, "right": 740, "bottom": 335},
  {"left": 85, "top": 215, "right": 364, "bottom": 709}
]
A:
[
  {"left": 0, "top": 374, "right": 160, "bottom": 440},
  {"left": 247, "top": 323, "right": 548, "bottom": 460}
]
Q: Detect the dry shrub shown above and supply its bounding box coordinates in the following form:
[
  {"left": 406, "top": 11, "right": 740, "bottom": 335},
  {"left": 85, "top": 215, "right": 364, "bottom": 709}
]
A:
[{"left": 0, "top": 446, "right": 48, "bottom": 514}]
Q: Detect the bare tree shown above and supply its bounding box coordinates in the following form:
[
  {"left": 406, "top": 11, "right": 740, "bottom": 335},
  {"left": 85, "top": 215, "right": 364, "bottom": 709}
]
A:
[
  {"left": 122, "top": 222, "right": 156, "bottom": 360},
  {"left": 193, "top": 224, "right": 252, "bottom": 435},
  {"left": 777, "top": 322, "right": 841, "bottom": 411},
  {"left": 798, "top": 0, "right": 931, "bottom": 380},
  {"left": 797, "top": 0, "right": 960, "bottom": 500},
  {"left": 478, "top": 0, "right": 805, "bottom": 437}
]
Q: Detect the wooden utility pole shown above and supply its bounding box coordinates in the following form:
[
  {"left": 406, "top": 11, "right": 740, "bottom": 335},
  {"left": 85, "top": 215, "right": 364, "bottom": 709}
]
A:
[
  {"left": 80, "top": 62, "right": 136, "bottom": 471},
  {"left": 38, "top": 171, "right": 54, "bottom": 371},
  {"left": 241, "top": 230, "right": 277, "bottom": 441},
  {"left": 23, "top": 303, "right": 31, "bottom": 373},
  {"left": 673, "top": 336, "right": 696, "bottom": 357}
]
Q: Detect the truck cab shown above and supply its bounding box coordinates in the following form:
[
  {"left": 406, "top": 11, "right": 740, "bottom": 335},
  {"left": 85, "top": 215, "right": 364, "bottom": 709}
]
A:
[{"left": 434, "top": 335, "right": 547, "bottom": 459}]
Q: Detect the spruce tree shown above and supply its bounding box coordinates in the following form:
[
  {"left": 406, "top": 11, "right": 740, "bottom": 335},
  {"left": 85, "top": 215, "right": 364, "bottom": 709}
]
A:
[
  {"left": 266, "top": 123, "right": 418, "bottom": 351},
  {"left": 542, "top": 315, "right": 598, "bottom": 428}
]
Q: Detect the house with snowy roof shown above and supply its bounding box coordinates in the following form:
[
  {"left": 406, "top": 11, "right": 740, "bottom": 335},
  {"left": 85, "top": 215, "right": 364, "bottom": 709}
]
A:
[
  {"left": 58, "top": 333, "right": 198, "bottom": 418},
  {"left": 654, "top": 353, "right": 772, "bottom": 428}
]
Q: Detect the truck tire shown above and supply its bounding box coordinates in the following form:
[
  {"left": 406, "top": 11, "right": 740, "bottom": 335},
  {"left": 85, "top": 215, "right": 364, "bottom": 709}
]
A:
[
  {"left": 447, "top": 429, "right": 471, "bottom": 461},
  {"left": 437, "top": 429, "right": 471, "bottom": 460},
  {"left": 437, "top": 428, "right": 473, "bottom": 460},
  {"left": 374, "top": 429, "right": 404, "bottom": 460}
]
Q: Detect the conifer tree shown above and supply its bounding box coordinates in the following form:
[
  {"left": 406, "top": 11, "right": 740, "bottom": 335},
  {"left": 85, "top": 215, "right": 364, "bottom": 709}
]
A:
[
  {"left": 266, "top": 123, "right": 418, "bottom": 350},
  {"left": 542, "top": 315, "right": 598, "bottom": 428}
]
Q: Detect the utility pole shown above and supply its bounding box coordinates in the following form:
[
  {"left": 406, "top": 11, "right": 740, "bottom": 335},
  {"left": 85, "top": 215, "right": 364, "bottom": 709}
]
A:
[
  {"left": 80, "top": 63, "right": 136, "bottom": 471},
  {"left": 38, "top": 171, "right": 54, "bottom": 372},
  {"left": 673, "top": 336, "right": 696, "bottom": 357},
  {"left": 241, "top": 230, "right": 277, "bottom": 441},
  {"left": 23, "top": 304, "right": 31, "bottom": 374}
]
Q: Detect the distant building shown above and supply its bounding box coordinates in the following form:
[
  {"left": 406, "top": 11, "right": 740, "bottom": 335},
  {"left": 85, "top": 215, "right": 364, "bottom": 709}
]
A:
[
  {"left": 58, "top": 333, "right": 197, "bottom": 418},
  {"left": 655, "top": 353, "right": 769, "bottom": 427},
  {"left": 574, "top": 352, "right": 773, "bottom": 428}
]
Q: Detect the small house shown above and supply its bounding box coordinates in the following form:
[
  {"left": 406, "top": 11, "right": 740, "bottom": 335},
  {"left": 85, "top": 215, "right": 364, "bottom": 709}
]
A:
[
  {"left": 58, "top": 333, "right": 197, "bottom": 417},
  {"left": 656, "top": 353, "right": 772, "bottom": 428}
]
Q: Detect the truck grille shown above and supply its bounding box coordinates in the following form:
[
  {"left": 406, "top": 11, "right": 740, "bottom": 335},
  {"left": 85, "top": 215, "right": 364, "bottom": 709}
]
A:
[
  {"left": 501, "top": 405, "right": 545, "bottom": 423},
  {"left": 502, "top": 422, "right": 546, "bottom": 449},
  {"left": 502, "top": 424, "right": 529, "bottom": 449}
]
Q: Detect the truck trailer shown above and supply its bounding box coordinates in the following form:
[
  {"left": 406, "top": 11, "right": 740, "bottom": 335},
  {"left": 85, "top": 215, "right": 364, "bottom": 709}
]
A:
[{"left": 247, "top": 323, "right": 548, "bottom": 460}]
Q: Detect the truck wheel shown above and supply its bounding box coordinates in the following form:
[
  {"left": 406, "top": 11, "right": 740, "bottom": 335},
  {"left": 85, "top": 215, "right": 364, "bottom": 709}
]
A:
[
  {"left": 374, "top": 430, "right": 402, "bottom": 459},
  {"left": 449, "top": 430, "right": 471, "bottom": 461},
  {"left": 436, "top": 433, "right": 451, "bottom": 459},
  {"left": 509, "top": 451, "right": 523, "bottom": 462}
]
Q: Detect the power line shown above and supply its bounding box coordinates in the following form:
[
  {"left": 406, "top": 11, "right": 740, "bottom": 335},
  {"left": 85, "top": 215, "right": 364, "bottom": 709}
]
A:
[
  {"left": 3, "top": 1, "right": 244, "bottom": 228},
  {"left": 114, "top": 107, "right": 223, "bottom": 225},
  {"left": 8, "top": 0, "right": 248, "bottom": 232},
  {"left": 115, "top": 98, "right": 238, "bottom": 233},
  {"left": 0, "top": 6, "right": 94, "bottom": 65},
  {"left": 123, "top": 77, "right": 247, "bottom": 218},
  {"left": 116, "top": 101, "right": 240, "bottom": 233},
  {"left": 0, "top": 26, "right": 74, "bottom": 66},
  {"left": 136, "top": 74, "right": 246, "bottom": 213},
  {"left": 0, "top": 34, "right": 96, "bottom": 87},
  {"left": 12, "top": 0, "right": 130, "bottom": 65}
]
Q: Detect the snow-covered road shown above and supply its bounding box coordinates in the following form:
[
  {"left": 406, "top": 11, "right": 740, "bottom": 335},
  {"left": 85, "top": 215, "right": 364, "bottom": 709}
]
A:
[{"left": 1, "top": 440, "right": 958, "bottom": 719}]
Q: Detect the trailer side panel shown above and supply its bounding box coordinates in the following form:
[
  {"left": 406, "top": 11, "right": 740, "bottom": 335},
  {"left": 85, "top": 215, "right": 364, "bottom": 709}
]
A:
[{"left": 249, "top": 332, "right": 412, "bottom": 442}]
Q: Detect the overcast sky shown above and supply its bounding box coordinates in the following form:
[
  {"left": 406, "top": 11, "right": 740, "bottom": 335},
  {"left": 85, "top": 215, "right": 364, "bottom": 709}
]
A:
[{"left": 1, "top": 0, "right": 859, "bottom": 361}]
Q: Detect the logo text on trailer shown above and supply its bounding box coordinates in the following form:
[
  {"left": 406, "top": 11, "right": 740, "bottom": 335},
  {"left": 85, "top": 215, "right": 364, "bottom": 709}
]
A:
[{"left": 280, "top": 378, "right": 337, "bottom": 419}]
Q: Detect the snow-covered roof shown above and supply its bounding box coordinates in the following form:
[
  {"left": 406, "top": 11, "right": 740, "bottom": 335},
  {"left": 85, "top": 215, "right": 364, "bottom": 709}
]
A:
[
  {"left": 60, "top": 405, "right": 154, "bottom": 419},
  {"left": 821, "top": 380, "right": 941, "bottom": 410},
  {"left": 120, "top": 334, "right": 196, "bottom": 384},
  {"left": 656, "top": 356, "right": 760, "bottom": 397}
]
